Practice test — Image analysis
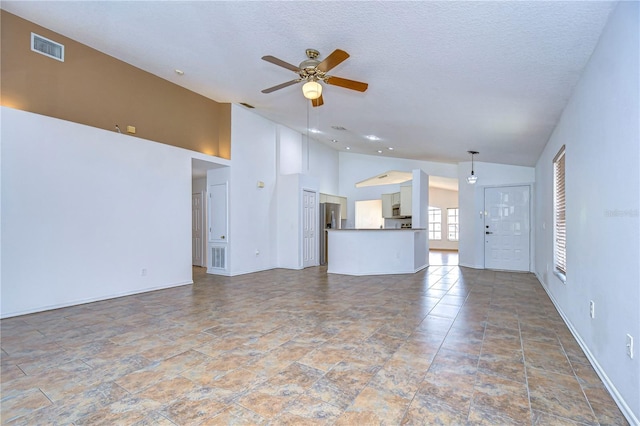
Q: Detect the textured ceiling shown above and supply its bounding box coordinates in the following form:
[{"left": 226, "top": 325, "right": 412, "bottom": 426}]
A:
[{"left": 2, "top": 1, "right": 616, "bottom": 166}]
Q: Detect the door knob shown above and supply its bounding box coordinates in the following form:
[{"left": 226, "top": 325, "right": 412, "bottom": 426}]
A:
[
  {"left": 221, "top": 235, "right": 225, "bottom": 239},
  {"left": 485, "top": 231, "right": 493, "bottom": 234}
]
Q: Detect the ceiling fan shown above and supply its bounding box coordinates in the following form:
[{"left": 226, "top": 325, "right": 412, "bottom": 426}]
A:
[{"left": 261, "top": 48, "right": 368, "bottom": 107}]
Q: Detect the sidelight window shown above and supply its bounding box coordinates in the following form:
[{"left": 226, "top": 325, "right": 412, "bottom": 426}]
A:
[{"left": 553, "top": 146, "right": 566, "bottom": 280}]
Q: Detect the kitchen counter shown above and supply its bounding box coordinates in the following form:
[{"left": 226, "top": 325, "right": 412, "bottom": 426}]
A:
[{"left": 327, "top": 228, "right": 428, "bottom": 276}]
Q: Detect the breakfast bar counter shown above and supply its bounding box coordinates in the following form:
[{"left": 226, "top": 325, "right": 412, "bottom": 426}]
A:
[{"left": 326, "top": 228, "right": 428, "bottom": 276}]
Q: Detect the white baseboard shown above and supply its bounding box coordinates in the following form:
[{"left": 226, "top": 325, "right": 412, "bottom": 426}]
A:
[
  {"left": 458, "top": 262, "right": 484, "bottom": 269},
  {"left": 0, "top": 280, "right": 193, "bottom": 319},
  {"left": 537, "top": 276, "right": 638, "bottom": 426}
]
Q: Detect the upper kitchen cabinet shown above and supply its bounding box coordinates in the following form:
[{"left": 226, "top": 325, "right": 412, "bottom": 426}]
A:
[
  {"left": 382, "top": 188, "right": 412, "bottom": 218},
  {"left": 381, "top": 193, "right": 393, "bottom": 218},
  {"left": 400, "top": 186, "right": 412, "bottom": 216}
]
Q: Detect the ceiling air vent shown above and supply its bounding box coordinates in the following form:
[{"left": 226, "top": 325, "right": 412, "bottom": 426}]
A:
[{"left": 31, "top": 33, "right": 64, "bottom": 62}]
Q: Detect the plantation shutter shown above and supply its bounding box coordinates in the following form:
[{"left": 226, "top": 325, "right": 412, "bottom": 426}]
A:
[{"left": 553, "top": 146, "right": 566, "bottom": 275}]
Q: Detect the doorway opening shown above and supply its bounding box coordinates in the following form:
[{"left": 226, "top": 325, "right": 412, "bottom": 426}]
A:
[{"left": 428, "top": 177, "right": 459, "bottom": 266}]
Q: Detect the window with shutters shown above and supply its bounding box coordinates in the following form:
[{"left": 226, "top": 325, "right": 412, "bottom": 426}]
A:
[{"left": 553, "top": 146, "right": 566, "bottom": 281}]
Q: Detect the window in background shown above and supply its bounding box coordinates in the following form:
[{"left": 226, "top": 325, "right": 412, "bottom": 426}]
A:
[
  {"left": 553, "top": 145, "right": 566, "bottom": 280},
  {"left": 428, "top": 207, "right": 442, "bottom": 240},
  {"left": 447, "top": 208, "right": 459, "bottom": 241},
  {"left": 355, "top": 200, "right": 384, "bottom": 229}
]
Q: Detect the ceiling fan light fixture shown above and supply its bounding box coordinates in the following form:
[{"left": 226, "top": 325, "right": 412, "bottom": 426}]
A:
[
  {"left": 302, "top": 81, "right": 322, "bottom": 100},
  {"left": 466, "top": 150, "right": 479, "bottom": 185}
]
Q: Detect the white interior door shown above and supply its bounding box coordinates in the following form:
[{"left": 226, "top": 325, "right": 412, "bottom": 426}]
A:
[
  {"left": 303, "top": 190, "right": 317, "bottom": 267},
  {"left": 484, "top": 185, "right": 530, "bottom": 271},
  {"left": 209, "top": 183, "right": 228, "bottom": 243},
  {"left": 192, "top": 192, "right": 204, "bottom": 266}
]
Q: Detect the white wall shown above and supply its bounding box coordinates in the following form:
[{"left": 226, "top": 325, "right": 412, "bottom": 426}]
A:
[
  {"left": 228, "top": 105, "right": 279, "bottom": 275},
  {"left": 278, "top": 125, "right": 338, "bottom": 194},
  {"left": 338, "top": 152, "right": 458, "bottom": 228},
  {"left": 1, "top": 107, "right": 223, "bottom": 318},
  {"left": 429, "top": 187, "right": 459, "bottom": 250},
  {"left": 457, "top": 161, "right": 535, "bottom": 269},
  {"left": 278, "top": 125, "right": 303, "bottom": 175},
  {"left": 534, "top": 2, "right": 639, "bottom": 422},
  {"left": 224, "top": 108, "right": 336, "bottom": 275},
  {"left": 308, "top": 137, "right": 339, "bottom": 195}
]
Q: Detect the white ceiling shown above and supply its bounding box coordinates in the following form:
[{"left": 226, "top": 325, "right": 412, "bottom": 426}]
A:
[{"left": 3, "top": 1, "right": 616, "bottom": 167}]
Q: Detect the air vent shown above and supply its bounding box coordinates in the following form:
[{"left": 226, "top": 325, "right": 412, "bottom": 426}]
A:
[
  {"left": 211, "top": 246, "right": 226, "bottom": 269},
  {"left": 31, "top": 33, "right": 64, "bottom": 62},
  {"left": 239, "top": 102, "right": 255, "bottom": 109}
]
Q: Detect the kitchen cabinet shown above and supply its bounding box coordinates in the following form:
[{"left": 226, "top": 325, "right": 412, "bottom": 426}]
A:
[
  {"left": 320, "top": 193, "right": 347, "bottom": 218},
  {"left": 339, "top": 196, "right": 347, "bottom": 218},
  {"left": 400, "top": 186, "right": 412, "bottom": 216},
  {"left": 382, "top": 193, "right": 394, "bottom": 218},
  {"left": 382, "top": 188, "right": 412, "bottom": 218}
]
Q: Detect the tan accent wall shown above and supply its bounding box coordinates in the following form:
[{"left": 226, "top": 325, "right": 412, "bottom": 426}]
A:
[{"left": 1, "top": 11, "right": 231, "bottom": 159}]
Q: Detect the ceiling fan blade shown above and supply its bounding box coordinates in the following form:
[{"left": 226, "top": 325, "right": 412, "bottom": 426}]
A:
[
  {"left": 312, "top": 95, "right": 324, "bottom": 107},
  {"left": 261, "top": 55, "right": 300, "bottom": 72},
  {"left": 317, "top": 49, "right": 350, "bottom": 73},
  {"left": 261, "top": 79, "right": 300, "bottom": 94},
  {"left": 325, "top": 76, "right": 368, "bottom": 92}
]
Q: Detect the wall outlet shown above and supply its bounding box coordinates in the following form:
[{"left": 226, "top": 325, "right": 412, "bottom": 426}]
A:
[
  {"left": 589, "top": 300, "right": 595, "bottom": 319},
  {"left": 627, "top": 334, "right": 634, "bottom": 359},
  {"left": 255, "top": 249, "right": 260, "bottom": 256},
  {"left": 141, "top": 268, "right": 147, "bottom": 276}
]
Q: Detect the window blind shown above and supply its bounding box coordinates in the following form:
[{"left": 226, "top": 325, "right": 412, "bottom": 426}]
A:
[{"left": 553, "top": 146, "right": 566, "bottom": 275}]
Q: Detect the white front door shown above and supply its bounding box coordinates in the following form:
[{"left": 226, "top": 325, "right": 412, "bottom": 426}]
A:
[
  {"left": 192, "top": 192, "right": 204, "bottom": 266},
  {"left": 303, "top": 190, "right": 317, "bottom": 267},
  {"left": 484, "top": 185, "right": 530, "bottom": 271}
]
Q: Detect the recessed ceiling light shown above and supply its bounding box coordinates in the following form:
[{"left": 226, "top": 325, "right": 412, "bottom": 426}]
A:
[
  {"left": 175, "top": 69, "right": 184, "bottom": 76},
  {"left": 331, "top": 139, "right": 338, "bottom": 143},
  {"left": 309, "top": 128, "right": 321, "bottom": 134},
  {"left": 377, "top": 150, "right": 383, "bottom": 154},
  {"left": 366, "top": 135, "right": 381, "bottom": 141},
  {"left": 388, "top": 147, "right": 394, "bottom": 150},
  {"left": 346, "top": 147, "right": 351, "bottom": 150}
]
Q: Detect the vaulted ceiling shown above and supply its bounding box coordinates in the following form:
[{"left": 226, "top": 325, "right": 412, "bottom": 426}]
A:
[{"left": 2, "top": 1, "right": 616, "bottom": 166}]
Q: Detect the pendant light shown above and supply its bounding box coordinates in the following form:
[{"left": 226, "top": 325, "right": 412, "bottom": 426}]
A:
[{"left": 467, "top": 150, "right": 479, "bottom": 184}]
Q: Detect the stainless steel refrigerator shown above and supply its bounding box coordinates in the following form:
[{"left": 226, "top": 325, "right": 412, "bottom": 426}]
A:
[{"left": 319, "top": 202, "right": 342, "bottom": 265}]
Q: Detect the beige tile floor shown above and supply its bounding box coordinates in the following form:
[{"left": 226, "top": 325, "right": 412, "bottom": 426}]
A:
[{"left": 0, "top": 262, "right": 628, "bottom": 425}]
